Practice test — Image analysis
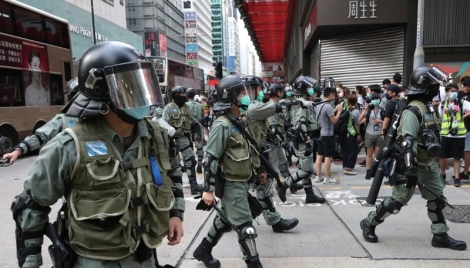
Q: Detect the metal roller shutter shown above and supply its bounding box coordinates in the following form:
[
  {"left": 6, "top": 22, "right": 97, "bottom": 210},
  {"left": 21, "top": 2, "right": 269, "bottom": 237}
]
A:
[
  {"left": 320, "top": 28, "right": 404, "bottom": 90},
  {"left": 309, "top": 42, "right": 321, "bottom": 81}
]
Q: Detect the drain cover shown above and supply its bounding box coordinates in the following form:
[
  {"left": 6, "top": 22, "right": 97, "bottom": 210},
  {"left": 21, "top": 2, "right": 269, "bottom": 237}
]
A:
[{"left": 443, "top": 205, "right": 470, "bottom": 223}]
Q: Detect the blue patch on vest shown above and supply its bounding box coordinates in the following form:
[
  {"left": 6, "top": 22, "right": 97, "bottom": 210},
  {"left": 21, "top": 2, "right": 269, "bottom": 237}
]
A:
[
  {"left": 172, "top": 109, "right": 178, "bottom": 114},
  {"left": 425, "top": 114, "right": 430, "bottom": 120},
  {"left": 85, "top": 140, "right": 108, "bottom": 156},
  {"left": 67, "top": 120, "right": 76, "bottom": 127},
  {"left": 231, "top": 125, "right": 237, "bottom": 133}
]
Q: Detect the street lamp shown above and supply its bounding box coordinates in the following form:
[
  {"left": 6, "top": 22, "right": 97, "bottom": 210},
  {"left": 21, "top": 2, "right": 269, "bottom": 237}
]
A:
[{"left": 91, "top": 0, "right": 96, "bottom": 44}]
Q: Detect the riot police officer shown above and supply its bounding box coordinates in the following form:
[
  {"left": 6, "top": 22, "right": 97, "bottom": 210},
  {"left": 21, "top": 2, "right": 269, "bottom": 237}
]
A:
[
  {"left": 11, "top": 41, "right": 185, "bottom": 268},
  {"left": 193, "top": 75, "right": 264, "bottom": 268},
  {"left": 360, "top": 66, "right": 467, "bottom": 250},
  {"left": 276, "top": 76, "right": 326, "bottom": 204},
  {"left": 163, "top": 86, "right": 202, "bottom": 195},
  {"left": 2, "top": 77, "right": 80, "bottom": 163},
  {"left": 186, "top": 88, "right": 205, "bottom": 174}
]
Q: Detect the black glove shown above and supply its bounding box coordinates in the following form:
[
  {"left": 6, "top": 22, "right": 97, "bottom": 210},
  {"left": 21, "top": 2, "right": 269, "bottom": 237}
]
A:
[
  {"left": 195, "top": 198, "right": 213, "bottom": 211},
  {"left": 404, "top": 168, "right": 418, "bottom": 188},
  {"left": 304, "top": 142, "right": 313, "bottom": 157}
]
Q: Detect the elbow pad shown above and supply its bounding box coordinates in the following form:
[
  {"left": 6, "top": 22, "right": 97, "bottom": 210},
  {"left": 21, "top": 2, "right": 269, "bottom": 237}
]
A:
[
  {"left": 203, "top": 154, "right": 219, "bottom": 191},
  {"left": 400, "top": 135, "right": 417, "bottom": 170}
]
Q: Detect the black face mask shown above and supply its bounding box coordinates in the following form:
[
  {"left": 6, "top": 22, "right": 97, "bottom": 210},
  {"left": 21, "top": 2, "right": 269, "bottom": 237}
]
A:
[
  {"left": 428, "top": 83, "right": 440, "bottom": 98},
  {"left": 173, "top": 95, "right": 187, "bottom": 107},
  {"left": 385, "top": 94, "right": 392, "bottom": 100}
]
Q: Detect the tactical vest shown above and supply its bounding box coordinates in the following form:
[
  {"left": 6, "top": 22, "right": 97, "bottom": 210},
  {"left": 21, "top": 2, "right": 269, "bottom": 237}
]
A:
[
  {"left": 216, "top": 116, "right": 254, "bottom": 181},
  {"left": 293, "top": 98, "right": 318, "bottom": 131},
  {"left": 187, "top": 100, "right": 202, "bottom": 121},
  {"left": 167, "top": 102, "right": 192, "bottom": 137},
  {"left": 245, "top": 112, "right": 269, "bottom": 142},
  {"left": 398, "top": 100, "right": 439, "bottom": 165},
  {"left": 440, "top": 99, "right": 466, "bottom": 136},
  {"left": 63, "top": 118, "right": 174, "bottom": 260}
]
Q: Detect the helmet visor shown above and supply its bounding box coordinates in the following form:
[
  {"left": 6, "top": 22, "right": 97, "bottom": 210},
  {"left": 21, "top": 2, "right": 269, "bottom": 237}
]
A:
[
  {"left": 104, "top": 61, "right": 164, "bottom": 110},
  {"left": 427, "top": 66, "right": 448, "bottom": 83}
]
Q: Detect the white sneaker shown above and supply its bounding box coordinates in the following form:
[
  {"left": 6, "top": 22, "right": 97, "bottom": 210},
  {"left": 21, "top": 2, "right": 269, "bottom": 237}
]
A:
[
  {"left": 314, "top": 175, "right": 324, "bottom": 183},
  {"left": 323, "top": 177, "right": 340, "bottom": 184}
]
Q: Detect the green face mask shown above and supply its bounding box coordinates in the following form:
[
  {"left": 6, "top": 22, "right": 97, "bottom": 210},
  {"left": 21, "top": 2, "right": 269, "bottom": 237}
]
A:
[
  {"left": 371, "top": 99, "right": 380, "bottom": 106},
  {"left": 257, "top": 90, "right": 265, "bottom": 102},
  {"left": 307, "top": 87, "right": 314, "bottom": 96},
  {"left": 286, "top": 91, "right": 293, "bottom": 97},
  {"left": 239, "top": 95, "right": 250, "bottom": 113}
]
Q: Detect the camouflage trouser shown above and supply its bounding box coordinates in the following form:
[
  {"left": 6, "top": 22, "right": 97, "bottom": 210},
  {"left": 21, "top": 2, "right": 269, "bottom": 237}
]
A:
[{"left": 367, "top": 161, "right": 449, "bottom": 234}]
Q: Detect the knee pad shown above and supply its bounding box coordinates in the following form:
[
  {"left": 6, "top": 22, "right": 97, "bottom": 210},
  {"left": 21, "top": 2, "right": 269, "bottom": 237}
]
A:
[
  {"left": 237, "top": 222, "right": 258, "bottom": 259},
  {"left": 427, "top": 198, "right": 446, "bottom": 224},
  {"left": 385, "top": 199, "right": 404, "bottom": 214}
]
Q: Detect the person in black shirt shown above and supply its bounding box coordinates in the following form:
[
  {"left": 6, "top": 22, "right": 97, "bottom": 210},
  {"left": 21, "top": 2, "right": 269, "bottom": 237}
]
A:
[{"left": 381, "top": 84, "right": 401, "bottom": 139}]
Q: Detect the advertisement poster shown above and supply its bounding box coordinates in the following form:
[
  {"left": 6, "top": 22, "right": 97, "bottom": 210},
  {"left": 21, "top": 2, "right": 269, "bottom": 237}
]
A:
[
  {"left": 184, "top": 11, "right": 198, "bottom": 67},
  {"left": 186, "top": 36, "right": 197, "bottom": 44},
  {"left": 187, "top": 53, "right": 198, "bottom": 60},
  {"left": 158, "top": 32, "right": 167, "bottom": 57},
  {"left": 144, "top": 31, "right": 158, "bottom": 57},
  {"left": 262, "top": 62, "right": 285, "bottom": 84},
  {"left": 21, "top": 40, "right": 51, "bottom": 106},
  {"left": 186, "top": 44, "right": 198, "bottom": 53}
]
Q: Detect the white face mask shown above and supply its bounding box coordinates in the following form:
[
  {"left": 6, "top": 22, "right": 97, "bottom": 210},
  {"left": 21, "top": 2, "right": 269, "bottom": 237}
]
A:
[{"left": 338, "top": 93, "right": 344, "bottom": 98}]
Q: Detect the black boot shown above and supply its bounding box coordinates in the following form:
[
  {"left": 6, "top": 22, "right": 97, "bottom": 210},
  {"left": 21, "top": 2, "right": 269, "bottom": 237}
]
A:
[
  {"left": 360, "top": 219, "right": 378, "bottom": 243},
  {"left": 431, "top": 233, "right": 467, "bottom": 250},
  {"left": 193, "top": 238, "right": 221, "bottom": 268},
  {"left": 290, "top": 182, "right": 303, "bottom": 194},
  {"left": 276, "top": 182, "right": 289, "bottom": 202},
  {"left": 245, "top": 259, "right": 263, "bottom": 268},
  {"left": 304, "top": 187, "right": 326, "bottom": 204},
  {"left": 272, "top": 218, "right": 299, "bottom": 233},
  {"left": 197, "top": 165, "right": 203, "bottom": 174},
  {"left": 189, "top": 177, "right": 203, "bottom": 195}
]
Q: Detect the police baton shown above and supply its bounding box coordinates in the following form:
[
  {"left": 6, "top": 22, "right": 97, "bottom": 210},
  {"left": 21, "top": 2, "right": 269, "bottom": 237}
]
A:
[
  {"left": 211, "top": 203, "right": 243, "bottom": 237},
  {"left": 416, "top": 180, "right": 455, "bottom": 209}
]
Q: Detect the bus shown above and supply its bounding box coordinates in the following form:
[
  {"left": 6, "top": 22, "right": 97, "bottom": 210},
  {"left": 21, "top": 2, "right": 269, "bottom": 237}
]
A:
[
  {"left": 0, "top": 0, "right": 73, "bottom": 155},
  {"left": 148, "top": 56, "right": 205, "bottom": 100}
]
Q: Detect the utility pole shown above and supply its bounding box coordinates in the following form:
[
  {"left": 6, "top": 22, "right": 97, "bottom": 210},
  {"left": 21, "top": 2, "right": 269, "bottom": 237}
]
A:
[
  {"left": 91, "top": 0, "right": 96, "bottom": 44},
  {"left": 413, "top": 0, "right": 425, "bottom": 70}
]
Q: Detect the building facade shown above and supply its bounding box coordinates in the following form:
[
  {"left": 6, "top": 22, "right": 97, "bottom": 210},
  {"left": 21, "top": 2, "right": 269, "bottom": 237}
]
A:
[
  {"left": 126, "top": 0, "right": 186, "bottom": 63},
  {"left": 227, "top": 16, "right": 240, "bottom": 74},
  {"left": 18, "top": 0, "right": 143, "bottom": 73},
  {"left": 283, "top": 0, "right": 470, "bottom": 88},
  {"left": 211, "top": 0, "right": 231, "bottom": 69},
  {"left": 182, "top": 0, "right": 213, "bottom": 75}
]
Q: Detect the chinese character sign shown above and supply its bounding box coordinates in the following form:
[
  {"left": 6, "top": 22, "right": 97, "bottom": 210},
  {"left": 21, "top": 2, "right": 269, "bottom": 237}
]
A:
[
  {"left": 144, "top": 31, "right": 158, "bottom": 57},
  {"left": 184, "top": 11, "right": 198, "bottom": 67},
  {"left": 348, "top": 0, "right": 377, "bottom": 19}
]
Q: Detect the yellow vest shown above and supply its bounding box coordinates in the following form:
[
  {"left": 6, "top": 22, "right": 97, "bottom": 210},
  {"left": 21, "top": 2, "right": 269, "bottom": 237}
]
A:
[
  {"left": 63, "top": 118, "right": 173, "bottom": 260},
  {"left": 440, "top": 99, "right": 466, "bottom": 136}
]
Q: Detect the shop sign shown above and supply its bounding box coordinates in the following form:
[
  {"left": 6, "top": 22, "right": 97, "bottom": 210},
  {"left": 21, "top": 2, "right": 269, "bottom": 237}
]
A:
[
  {"left": 69, "top": 24, "right": 108, "bottom": 42},
  {"left": 348, "top": 0, "right": 377, "bottom": 19}
]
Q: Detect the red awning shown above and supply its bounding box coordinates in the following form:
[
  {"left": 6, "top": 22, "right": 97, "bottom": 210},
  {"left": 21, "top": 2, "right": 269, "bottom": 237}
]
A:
[{"left": 236, "top": 0, "right": 295, "bottom": 63}]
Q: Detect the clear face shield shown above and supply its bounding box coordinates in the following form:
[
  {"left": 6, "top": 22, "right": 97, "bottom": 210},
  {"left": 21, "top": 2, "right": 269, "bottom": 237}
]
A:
[
  {"left": 427, "top": 66, "right": 448, "bottom": 83},
  {"left": 231, "top": 82, "right": 252, "bottom": 110},
  {"left": 324, "top": 79, "right": 335, "bottom": 89},
  {"left": 99, "top": 61, "right": 164, "bottom": 112}
]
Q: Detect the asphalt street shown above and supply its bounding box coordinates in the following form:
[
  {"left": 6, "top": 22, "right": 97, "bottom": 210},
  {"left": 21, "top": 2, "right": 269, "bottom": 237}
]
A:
[{"left": 1, "top": 153, "right": 470, "bottom": 268}]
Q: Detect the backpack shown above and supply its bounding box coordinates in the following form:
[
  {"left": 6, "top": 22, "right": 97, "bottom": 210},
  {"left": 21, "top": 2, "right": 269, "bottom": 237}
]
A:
[{"left": 334, "top": 110, "right": 350, "bottom": 137}]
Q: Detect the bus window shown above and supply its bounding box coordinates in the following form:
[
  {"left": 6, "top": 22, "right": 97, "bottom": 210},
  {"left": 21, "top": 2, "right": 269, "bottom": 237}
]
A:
[
  {"left": 185, "top": 66, "right": 194, "bottom": 79},
  {"left": 152, "top": 58, "right": 166, "bottom": 83},
  {"left": 45, "top": 19, "right": 70, "bottom": 49},
  {"left": 0, "top": 1, "right": 13, "bottom": 34},
  {"left": 0, "top": 68, "right": 24, "bottom": 107},
  {"left": 14, "top": 6, "right": 44, "bottom": 42},
  {"left": 50, "top": 74, "right": 64, "bottom": 105},
  {"left": 169, "top": 60, "right": 184, "bottom": 76}
]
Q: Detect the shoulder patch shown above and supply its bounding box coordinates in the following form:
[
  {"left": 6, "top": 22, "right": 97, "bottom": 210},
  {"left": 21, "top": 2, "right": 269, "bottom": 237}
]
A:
[
  {"left": 231, "top": 125, "right": 238, "bottom": 133},
  {"left": 85, "top": 140, "right": 108, "bottom": 156}
]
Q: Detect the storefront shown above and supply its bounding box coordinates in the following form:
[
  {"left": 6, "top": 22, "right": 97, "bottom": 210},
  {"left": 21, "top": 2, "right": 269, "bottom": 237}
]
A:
[
  {"left": 291, "top": 0, "right": 418, "bottom": 88},
  {"left": 19, "top": 0, "right": 143, "bottom": 75}
]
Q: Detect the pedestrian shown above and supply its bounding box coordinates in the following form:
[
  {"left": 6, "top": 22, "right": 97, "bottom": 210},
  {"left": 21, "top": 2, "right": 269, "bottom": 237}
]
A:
[
  {"left": 359, "top": 93, "right": 384, "bottom": 179},
  {"left": 315, "top": 86, "right": 342, "bottom": 184},
  {"left": 11, "top": 41, "right": 185, "bottom": 268},
  {"left": 381, "top": 84, "right": 401, "bottom": 140},
  {"left": 340, "top": 94, "right": 361, "bottom": 175},
  {"left": 460, "top": 77, "right": 470, "bottom": 180},
  {"left": 360, "top": 65, "right": 466, "bottom": 250}
]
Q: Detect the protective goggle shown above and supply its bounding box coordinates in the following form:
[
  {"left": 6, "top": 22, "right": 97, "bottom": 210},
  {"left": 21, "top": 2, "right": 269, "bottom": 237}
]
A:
[
  {"left": 427, "top": 66, "right": 448, "bottom": 83},
  {"left": 86, "top": 61, "right": 164, "bottom": 110}
]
